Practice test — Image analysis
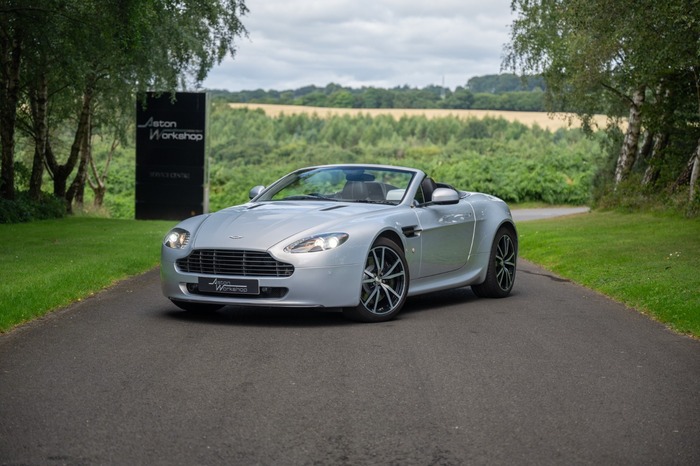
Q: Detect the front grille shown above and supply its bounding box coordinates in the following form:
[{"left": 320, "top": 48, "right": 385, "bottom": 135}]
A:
[{"left": 176, "top": 249, "right": 294, "bottom": 277}]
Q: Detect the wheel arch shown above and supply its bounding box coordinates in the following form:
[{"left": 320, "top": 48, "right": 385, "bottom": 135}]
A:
[
  {"left": 498, "top": 220, "right": 518, "bottom": 251},
  {"left": 469, "top": 218, "right": 517, "bottom": 285},
  {"left": 375, "top": 229, "right": 405, "bottom": 250}
]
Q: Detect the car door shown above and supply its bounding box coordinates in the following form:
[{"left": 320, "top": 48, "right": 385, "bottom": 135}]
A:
[{"left": 413, "top": 199, "right": 476, "bottom": 278}]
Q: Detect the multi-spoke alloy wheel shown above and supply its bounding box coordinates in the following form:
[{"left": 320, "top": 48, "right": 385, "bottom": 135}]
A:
[
  {"left": 494, "top": 233, "right": 516, "bottom": 292},
  {"left": 472, "top": 226, "right": 517, "bottom": 298},
  {"left": 344, "top": 238, "right": 408, "bottom": 322}
]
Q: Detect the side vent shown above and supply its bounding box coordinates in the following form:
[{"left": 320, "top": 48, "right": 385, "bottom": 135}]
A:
[{"left": 402, "top": 225, "right": 421, "bottom": 238}]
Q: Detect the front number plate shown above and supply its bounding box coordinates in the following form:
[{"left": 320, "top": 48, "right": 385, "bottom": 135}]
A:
[{"left": 198, "top": 277, "right": 260, "bottom": 295}]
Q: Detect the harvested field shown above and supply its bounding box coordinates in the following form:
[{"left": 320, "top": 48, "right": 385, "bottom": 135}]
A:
[{"left": 228, "top": 103, "right": 611, "bottom": 131}]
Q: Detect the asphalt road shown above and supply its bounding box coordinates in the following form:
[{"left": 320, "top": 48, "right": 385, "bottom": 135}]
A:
[
  {"left": 1, "top": 211, "right": 699, "bottom": 465},
  {"left": 511, "top": 206, "right": 590, "bottom": 222}
]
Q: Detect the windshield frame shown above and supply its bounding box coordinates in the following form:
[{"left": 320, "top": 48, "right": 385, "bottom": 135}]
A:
[{"left": 254, "top": 165, "right": 418, "bottom": 205}]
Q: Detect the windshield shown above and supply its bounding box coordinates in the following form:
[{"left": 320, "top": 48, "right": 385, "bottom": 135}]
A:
[{"left": 257, "top": 166, "right": 415, "bottom": 205}]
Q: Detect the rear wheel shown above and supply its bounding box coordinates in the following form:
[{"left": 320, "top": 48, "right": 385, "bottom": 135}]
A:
[
  {"left": 471, "top": 226, "right": 517, "bottom": 298},
  {"left": 171, "top": 300, "right": 224, "bottom": 312},
  {"left": 343, "top": 237, "right": 408, "bottom": 322}
]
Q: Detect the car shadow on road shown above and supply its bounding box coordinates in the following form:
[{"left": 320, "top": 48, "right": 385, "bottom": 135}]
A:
[
  {"left": 160, "top": 287, "right": 481, "bottom": 327},
  {"left": 402, "top": 287, "right": 479, "bottom": 315},
  {"left": 163, "top": 305, "right": 351, "bottom": 328}
]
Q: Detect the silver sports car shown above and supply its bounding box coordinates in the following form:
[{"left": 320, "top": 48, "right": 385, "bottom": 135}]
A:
[{"left": 161, "top": 164, "right": 517, "bottom": 322}]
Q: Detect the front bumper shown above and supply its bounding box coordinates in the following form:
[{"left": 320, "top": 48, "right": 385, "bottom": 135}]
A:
[{"left": 160, "top": 260, "right": 364, "bottom": 308}]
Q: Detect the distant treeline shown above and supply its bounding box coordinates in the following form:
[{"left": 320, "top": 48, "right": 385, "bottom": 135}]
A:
[{"left": 208, "top": 74, "right": 548, "bottom": 112}]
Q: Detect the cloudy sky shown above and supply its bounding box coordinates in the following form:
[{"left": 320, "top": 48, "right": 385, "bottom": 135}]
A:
[{"left": 200, "top": 0, "right": 516, "bottom": 92}]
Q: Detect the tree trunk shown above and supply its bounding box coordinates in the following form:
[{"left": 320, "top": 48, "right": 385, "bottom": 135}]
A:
[
  {"left": 637, "top": 130, "right": 653, "bottom": 168},
  {"left": 691, "top": 70, "right": 700, "bottom": 203},
  {"left": 0, "top": 28, "right": 22, "bottom": 200},
  {"left": 669, "top": 153, "right": 696, "bottom": 194},
  {"left": 641, "top": 132, "right": 668, "bottom": 186},
  {"left": 641, "top": 83, "right": 672, "bottom": 188},
  {"left": 45, "top": 141, "right": 69, "bottom": 199},
  {"left": 66, "top": 113, "right": 91, "bottom": 212},
  {"left": 88, "top": 137, "right": 117, "bottom": 208},
  {"left": 90, "top": 178, "right": 107, "bottom": 207},
  {"left": 66, "top": 146, "right": 88, "bottom": 212},
  {"left": 28, "top": 73, "right": 49, "bottom": 200},
  {"left": 689, "top": 138, "right": 700, "bottom": 202},
  {"left": 46, "top": 78, "right": 95, "bottom": 202},
  {"left": 614, "top": 86, "right": 645, "bottom": 185}
]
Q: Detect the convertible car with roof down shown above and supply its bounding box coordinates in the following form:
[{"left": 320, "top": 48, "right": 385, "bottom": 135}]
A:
[{"left": 161, "top": 164, "right": 517, "bottom": 322}]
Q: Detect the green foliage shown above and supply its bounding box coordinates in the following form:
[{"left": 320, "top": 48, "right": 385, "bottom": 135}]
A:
[
  {"left": 0, "top": 0, "right": 249, "bottom": 204},
  {"left": 594, "top": 175, "right": 700, "bottom": 218},
  {"left": 98, "top": 105, "right": 607, "bottom": 216},
  {"left": 471, "top": 91, "right": 545, "bottom": 111},
  {"left": 467, "top": 74, "right": 545, "bottom": 93},
  {"left": 506, "top": 0, "right": 700, "bottom": 202},
  {"left": 0, "top": 192, "right": 66, "bottom": 224}
]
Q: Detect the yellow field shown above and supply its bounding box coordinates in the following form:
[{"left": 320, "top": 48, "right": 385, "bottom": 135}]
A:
[{"left": 229, "top": 103, "right": 610, "bottom": 131}]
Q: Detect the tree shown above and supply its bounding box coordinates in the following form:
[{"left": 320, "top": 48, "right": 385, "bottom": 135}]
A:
[
  {"left": 0, "top": 1, "right": 38, "bottom": 200},
  {"left": 328, "top": 90, "right": 354, "bottom": 108},
  {"left": 441, "top": 87, "right": 474, "bottom": 109},
  {"left": 0, "top": 24, "right": 21, "bottom": 200},
  {"left": 505, "top": 0, "right": 700, "bottom": 204},
  {"left": 87, "top": 136, "right": 119, "bottom": 208},
  {"left": 467, "top": 73, "right": 544, "bottom": 93},
  {"left": 0, "top": 0, "right": 249, "bottom": 210}
]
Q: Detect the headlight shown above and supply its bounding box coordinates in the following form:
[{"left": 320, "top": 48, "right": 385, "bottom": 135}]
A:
[
  {"left": 164, "top": 228, "right": 190, "bottom": 249},
  {"left": 285, "top": 233, "right": 349, "bottom": 253}
]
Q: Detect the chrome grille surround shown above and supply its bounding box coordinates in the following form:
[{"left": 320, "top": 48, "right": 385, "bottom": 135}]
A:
[{"left": 176, "top": 249, "right": 294, "bottom": 277}]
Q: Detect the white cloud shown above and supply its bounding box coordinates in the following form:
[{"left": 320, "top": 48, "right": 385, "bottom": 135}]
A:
[{"left": 200, "top": 0, "right": 514, "bottom": 91}]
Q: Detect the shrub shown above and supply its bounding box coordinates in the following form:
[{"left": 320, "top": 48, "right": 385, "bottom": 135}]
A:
[{"left": 0, "top": 192, "right": 66, "bottom": 224}]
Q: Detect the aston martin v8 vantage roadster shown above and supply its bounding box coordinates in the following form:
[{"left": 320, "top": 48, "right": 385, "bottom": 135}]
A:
[{"left": 161, "top": 164, "right": 517, "bottom": 322}]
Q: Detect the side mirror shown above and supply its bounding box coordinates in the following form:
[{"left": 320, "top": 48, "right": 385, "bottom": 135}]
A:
[
  {"left": 249, "top": 185, "right": 265, "bottom": 199},
  {"left": 431, "top": 188, "right": 459, "bottom": 205},
  {"left": 386, "top": 189, "right": 406, "bottom": 202}
]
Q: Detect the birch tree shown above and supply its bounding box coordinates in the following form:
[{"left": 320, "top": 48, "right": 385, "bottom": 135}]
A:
[{"left": 505, "top": 0, "right": 700, "bottom": 204}]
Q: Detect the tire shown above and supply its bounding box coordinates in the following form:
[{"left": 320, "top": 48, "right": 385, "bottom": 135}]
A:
[
  {"left": 171, "top": 299, "right": 224, "bottom": 312},
  {"left": 343, "top": 237, "right": 409, "bottom": 322},
  {"left": 471, "top": 226, "right": 517, "bottom": 298}
]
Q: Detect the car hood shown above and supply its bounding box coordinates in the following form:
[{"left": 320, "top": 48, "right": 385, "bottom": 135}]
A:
[{"left": 192, "top": 201, "right": 384, "bottom": 249}]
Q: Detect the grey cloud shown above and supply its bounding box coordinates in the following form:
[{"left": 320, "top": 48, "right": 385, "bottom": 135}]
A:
[{"left": 200, "top": 0, "right": 514, "bottom": 91}]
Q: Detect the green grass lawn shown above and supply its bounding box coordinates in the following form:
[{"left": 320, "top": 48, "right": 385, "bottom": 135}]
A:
[
  {"left": 0, "top": 217, "right": 174, "bottom": 332},
  {"left": 0, "top": 211, "right": 698, "bottom": 338},
  {"left": 517, "top": 210, "right": 700, "bottom": 338}
]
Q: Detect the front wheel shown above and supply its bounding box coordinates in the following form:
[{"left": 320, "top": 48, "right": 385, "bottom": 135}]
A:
[
  {"left": 343, "top": 238, "right": 409, "bottom": 322},
  {"left": 471, "top": 226, "right": 517, "bottom": 298}
]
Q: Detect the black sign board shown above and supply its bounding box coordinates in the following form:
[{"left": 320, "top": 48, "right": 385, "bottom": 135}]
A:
[{"left": 135, "top": 92, "right": 208, "bottom": 220}]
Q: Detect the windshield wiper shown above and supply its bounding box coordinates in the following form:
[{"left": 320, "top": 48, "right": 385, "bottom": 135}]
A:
[
  {"left": 348, "top": 199, "right": 397, "bottom": 205},
  {"left": 282, "top": 194, "right": 339, "bottom": 201}
]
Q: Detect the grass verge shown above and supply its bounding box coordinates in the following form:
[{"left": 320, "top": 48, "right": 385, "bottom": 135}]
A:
[
  {"left": 1, "top": 211, "right": 697, "bottom": 338},
  {"left": 0, "top": 217, "right": 174, "bottom": 333},
  {"left": 517, "top": 210, "right": 700, "bottom": 338}
]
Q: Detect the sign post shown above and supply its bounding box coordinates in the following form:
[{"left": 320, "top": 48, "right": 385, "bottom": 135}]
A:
[{"left": 135, "top": 92, "right": 209, "bottom": 220}]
